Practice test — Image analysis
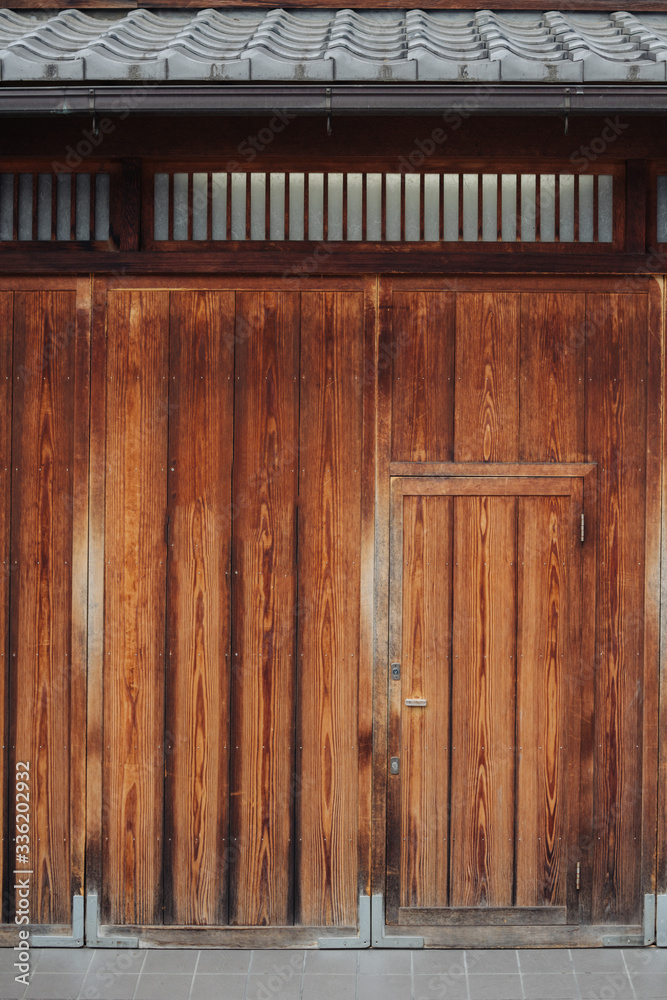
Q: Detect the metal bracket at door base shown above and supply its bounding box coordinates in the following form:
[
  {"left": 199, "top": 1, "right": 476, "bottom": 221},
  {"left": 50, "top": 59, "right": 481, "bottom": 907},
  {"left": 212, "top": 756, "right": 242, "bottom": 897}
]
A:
[
  {"left": 657, "top": 894, "right": 667, "bottom": 947},
  {"left": 85, "top": 894, "right": 140, "bottom": 948},
  {"left": 30, "top": 895, "right": 84, "bottom": 947},
  {"left": 371, "top": 894, "right": 423, "bottom": 948},
  {"left": 603, "top": 894, "right": 656, "bottom": 947},
  {"left": 318, "top": 894, "right": 370, "bottom": 948}
]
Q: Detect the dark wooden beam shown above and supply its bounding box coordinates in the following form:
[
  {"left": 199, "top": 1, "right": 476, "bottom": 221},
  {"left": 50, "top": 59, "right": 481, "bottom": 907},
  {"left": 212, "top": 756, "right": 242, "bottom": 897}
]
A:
[
  {"left": 110, "top": 159, "right": 142, "bottom": 252},
  {"left": 626, "top": 159, "right": 648, "bottom": 254}
]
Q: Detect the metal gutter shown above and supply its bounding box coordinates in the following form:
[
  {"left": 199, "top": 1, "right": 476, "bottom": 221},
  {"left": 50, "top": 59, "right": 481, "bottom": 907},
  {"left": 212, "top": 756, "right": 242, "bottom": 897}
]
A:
[{"left": 1, "top": 84, "right": 667, "bottom": 116}]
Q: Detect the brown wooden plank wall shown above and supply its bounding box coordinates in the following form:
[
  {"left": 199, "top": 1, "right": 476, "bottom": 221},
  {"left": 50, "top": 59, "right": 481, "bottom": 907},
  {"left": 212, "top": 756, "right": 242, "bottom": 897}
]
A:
[
  {"left": 0, "top": 292, "right": 12, "bottom": 922},
  {"left": 6, "top": 287, "right": 87, "bottom": 925},
  {"left": 97, "top": 284, "right": 364, "bottom": 928},
  {"left": 389, "top": 283, "right": 651, "bottom": 925}
]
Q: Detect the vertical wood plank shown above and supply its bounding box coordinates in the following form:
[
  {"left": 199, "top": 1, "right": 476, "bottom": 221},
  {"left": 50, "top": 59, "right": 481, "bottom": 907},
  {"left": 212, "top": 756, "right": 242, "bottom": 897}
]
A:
[
  {"left": 229, "top": 291, "right": 299, "bottom": 927},
  {"left": 454, "top": 292, "right": 520, "bottom": 462},
  {"left": 103, "top": 290, "right": 169, "bottom": 925},
  {"left": 520, "top": 293, "right": 585, "bottom": 463},
  {"left": 0, "top": 291, "right": 12, "bottom": 919},
  {"left": 515, "top": 495, "right": 568, "bottom": 908},
  {"left": 296, "top": 291, "right": 363, "bottom": 926},
  {"left": 450, "top": 495, "right": 516, "bottom": 907},
  {"left": 391, "top": 292, "right": 455, "bottom": 462},
  {"left": 163, "top": 291, "right": 235, "bottom": 926},
  {"left": 400, "top": 495, "right": 452, "bottom": 908},
  {"left": 586, "top": 292, "right": 647, "bottom": 924},
  {"left": 10, "top": 291, "right": 77, "bottom": 924}
]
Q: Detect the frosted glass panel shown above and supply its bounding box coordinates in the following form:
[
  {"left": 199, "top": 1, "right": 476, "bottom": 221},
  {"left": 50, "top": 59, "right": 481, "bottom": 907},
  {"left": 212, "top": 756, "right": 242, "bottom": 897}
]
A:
[
  {"left": 95, "top": 173, "right": 110, "bottom": 241},
  {"left": 270, "top": 174, "right": 285, "bottom": 240},
  {"left": 598, "top": 175, "right": 613, "bottom": 243},
  {"left": 173, "top": 172, "right": 188, "bottom": 240},
  {"left": 289, "top": 174, "right": 304, "bottom": 240},
  {"left": 192, "top": 173, "right": 208, "bottom": 241},
  {"left": 539, "top": 175, "right": 555, "bottom": 242},
  {"left": 385, "top": 174, "right": 401, "bottom": 241},
  {"left": 250, "top": 173, "right": 266, "bottom": 240},
  {"left": 0, "top": 175, "right": 13, "bottom": 240},
  {"left": 501, "top": 175, "right": 516, "bottom": 241},
  {"left": 579, "top": 174, "right": 594, "bottom": 242},
  {"left": 75, "top": 174, "right": 90, "bottom": 240},
  {"left": 482, "top": 174, "right": 497, "bottom": 242},
  {"left": 520, "top": 174, "right": 536, "bottom": 242},
  {"left": 443, "top": 174, "right": 459, "bottom": 241},
  {"left": 424, "top": 174, "right": 439, "bottom": 241},
  {"left": 231, "top": 173, "right": 246, "bottom": 240},
  {"left": 37, "top": 173, "right": 52, "bottom": 241},
  {"left": 658, "top": 175, "right": 667, "bottom": 243},
  {"left": 347, "top": 173, "right": 362, "bottom": 241},
  {"left": 404, "top": 173, "right": 420, "bottom": 242},
  {"left": 559, "top": 175, "right": 574, "bottom": 242},
  {"left": 462, "top": 174, "right": 477, "bottom": 242},
  {"left": 366, "top": 174, "right": 382, "bottom": 240},
  {"left": 18, "top": 174, "right": 32, "bottom": 241},
  {"left": 154, "top": 172, "right": 169, "bottom": 241},
  {"left": 308, "top": 174, "right": 323, "bottom": 241},
  {"left": 211, "top": 173, "right": 226, "bottom": 239},
  {"left": 327, "top": 173, "right": 343, "bottom": 240}
]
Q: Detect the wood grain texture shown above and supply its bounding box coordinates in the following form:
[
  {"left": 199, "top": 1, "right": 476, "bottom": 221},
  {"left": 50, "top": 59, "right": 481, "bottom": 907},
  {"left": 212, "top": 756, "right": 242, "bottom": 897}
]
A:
[
  {"left": 515, "top": 496, "right": 568, "bottom": 908},
  {"left": 450, "top": 495, "right": 517, "bottom": 907},
  {"left": 400, "top": 495, "right": 452, "bottom": 909},
  {"left": 586, "top": 292, "right": 647, "bottom": 925},
  {"left": 103, "top": 290, "right": 169, "bottom": 925},
  {"left": 454, "top": 293, "right": 520, "bottom": 462},
  {"left": 0, "top": 291, "right": 12, "bottom": 919},
  {"left": 391, "top": 292, "right": 455, "bottom": 462},
  {"left": 163, "top": 291, "right": 234, "bottom": 925},
  {"left": 296, "top": 291, "right": 363, "bottom": 926},
  {"left": 229, "top": 291, "right": 299, "bottom": 926},
  {"left": 520, "top": 293, "right": 585, "bottom": 462},
  {"left": 10, "top": 291, "right": 77, "bottom": 924}
]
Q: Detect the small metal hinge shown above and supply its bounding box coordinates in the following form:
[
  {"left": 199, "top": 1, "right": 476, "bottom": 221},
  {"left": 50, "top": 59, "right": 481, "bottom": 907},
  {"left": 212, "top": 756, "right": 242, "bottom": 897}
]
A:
[
  {"left": 318, "top": 893, "right": 370, "bottom": 949},
  {"left": 390, "top": 757, "right": 399, "bottom": 775},
  {"left": 576, "top": 861, "right": 581, "bottom": 890},
  {"left": 581, "top": 513, "right": 585, "bottom": 543},
  {"left": 391, "top": 662, "right": 400, "bottom": 680}
]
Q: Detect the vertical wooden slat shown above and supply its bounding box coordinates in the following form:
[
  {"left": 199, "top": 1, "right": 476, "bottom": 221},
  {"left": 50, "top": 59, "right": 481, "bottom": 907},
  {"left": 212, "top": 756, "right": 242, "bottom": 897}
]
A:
[
  {"left": 593, "top": 174, "right": 599, "bottom": 244},
  {"left": 342, "top": 174, "right": 348, "bottom": 242},
  {"left": 477, "top": 173, "right": 483, "bottom": 242},
  {"left": 381, "top": 173, "right": 386, "bottom": 242},
  {"left": 555, "top": 174, "right": 561, "bottom": 243},
  {"left": 625, "top": 160, "right": 647, "bottom": 253},
  {"left": 284, "top": 173, "right": 290, "bottom": 242},
  {"left": 400, "top": 173, "right": 405, "bottom": 243},
  {"left": 70, "top": 174, "right": 76, "bottom": 242},
  {"left": 31, "top": 174, "right": 37, "bottom": 241},
  {"left": 12, "top": 174, "right": 18, "bottom": 241},
  {"left": 103, "top": 290, "right": 169, "bottom": 925},
  {"left": 11, "top": 290, "right": 77, "bottom": 923},
  {"left": 264, "top": 173, "right": 271, "bottom": 241},
  {"left": 516, "top": 174, "right": 522, "bottom": 242},
  {"left": 323, "top": 173, "right": 328, "bottom": 242},
  {"left": 391, "top": 291, "right": 456, "bottom": 462},
  {"left": 515, "top": 495, "right": 568, "bottom": 907},
  {"left": 168, "top": 173, "right": 174, "bottom": 242},
  {"left": 89, "top": 174, "right": 96, "bottom": 242},
  {"left": 419, "top": 174, "right": 425, "bottom": 242},
  {"left": 187, "top": 173, "right": 193, "bottom": 242},
  {"left": 361, "top": 173, "right": 367, "bottom": 242},
  {"left": 245, "top": 174, "right": 251, "bottom": 242},
  {"left": 207, "top": 172, "right": 212, "bottom": 242},
  {"left": 229, "top": 290, "right": 299, "bottom": 926},
  {"left": 450, "top": 494, "right": 517, "bottom": 907},
  {"left": 400, "top": 495, "right": 452, "bottom": 908},
  {"left": 586, "top": 292, "right": 647, "bottom": 924},
  {"left": 497, "top": 173, "right": 503, "bottom": 242},
  {"left": 304, "top": 173, "right": 309, "bottom": 242},
  {"left": 536, "top": 174, "right": 542, "bottom": 242},
  {"left": 51, "top": 174, "right": 57, "bottom": 242},
  {"left": 519, "top": 292, "right": 586, "bottom": 462},
  {"left": 458, "top": 173, "right": 464, "bottom": 241},
  {"left": 574, "top": 174, "right": 580, "bottom": 243},
  {"left": 296, "top": 291, "right": 363, "bottom": 926},
  {"left": 226, "top": 173, "right": 232, "bottom": 242},
  {"left": 163, "top": 291, "right": 235, "bottom": 926},
  {"left": 454, "top": 292, "right": 520, "bottom": 462},
  {"left": 0, "top": 291, "right": 13, "bottom": 920}
]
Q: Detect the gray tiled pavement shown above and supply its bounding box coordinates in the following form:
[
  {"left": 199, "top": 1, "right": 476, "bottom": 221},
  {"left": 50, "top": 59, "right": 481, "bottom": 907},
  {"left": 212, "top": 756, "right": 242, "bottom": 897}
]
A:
[{"left": 0, "top": 947, "right": 665, "bottom": 1000}]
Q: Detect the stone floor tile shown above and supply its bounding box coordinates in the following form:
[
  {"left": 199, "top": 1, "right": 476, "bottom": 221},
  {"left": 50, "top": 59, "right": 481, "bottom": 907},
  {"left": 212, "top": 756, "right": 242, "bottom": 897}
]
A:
[
  {"left": 571, "top": 949, "right": 626, "bottom": 973},
  {"left": 357, "top": 974, "right": 413, "bottom": 1000},
  {"left": 304, "top": 950, "right": 358, "bottom": 974},
  {"left": 628, "top": 973, "right": 667, "bottom": 999},
  {"left": 247, "top": 972, "right": 302, "bottom": 1000},
  {"left": 413, "top": 950, "right": 466, "bottom": 976},
  {"left": 196, "top": 950, "right": 252, "bottom": 974},
  {"left": 0, "top": 972, "right": 27, "bottom": 999},
  {"left": 249, "top": 950, "right": 305, "bottom": 976},
  {"left": 141, "top": 950, "right": 198, "bottom": 974},
  {"left": 518, "top": 950, "right": 574, "bottom": 974},
  {"left": 24, "top": 973, "right": 85, "bottom": 999},
  {"left": 358, "top": 949, "right": 412, "bottom": 974},
  {"left": 575, "top": 972, "right": 634, "bottom": 999},
  {"left": 190, "top": 973, "right": 247, "bottom": 1000},
  {"left": 80, "top": 972, "right": 139, "bottom": 1000},
  {"left": 466, "top": 951, "right": 519, "bottom": 974},
  {"left": 134, "top": 972, "right": 194, "bottom": 1000},
  {"left": 33, "top": 949, "right": 93, "bottom": 973},
  {"left": 521, "top": 972, "right": 579, "bottom": 999},
  {"left": 623, "top": 949, "right": 667, "bottom": 975},
  {"left": 302, "top": 972, "right": 357, "bottom": 999},
  {"left": 414, "top": 971, "right": 469, "bottom": 999},
  {"left": 468, "top": 973, "right": 523, "bottom": 1000},
  {"left": 87, "top": 949, "right": 146, "bottom": 975}
]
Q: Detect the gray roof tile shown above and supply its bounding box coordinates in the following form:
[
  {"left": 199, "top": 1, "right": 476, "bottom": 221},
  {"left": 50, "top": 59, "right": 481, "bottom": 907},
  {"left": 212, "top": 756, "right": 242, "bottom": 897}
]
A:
[{"left": 1, "top": 8, "right": 667, "bottom": 83}]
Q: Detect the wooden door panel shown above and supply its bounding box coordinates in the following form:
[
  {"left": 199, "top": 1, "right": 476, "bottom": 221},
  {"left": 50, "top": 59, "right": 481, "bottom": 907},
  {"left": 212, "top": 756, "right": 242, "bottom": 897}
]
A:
[
  {"left": 450, "top": 494, "right": 518, "bottom": 908},
  {"left": 0, "top": 291, "right": 12, "bottom": 916}
]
